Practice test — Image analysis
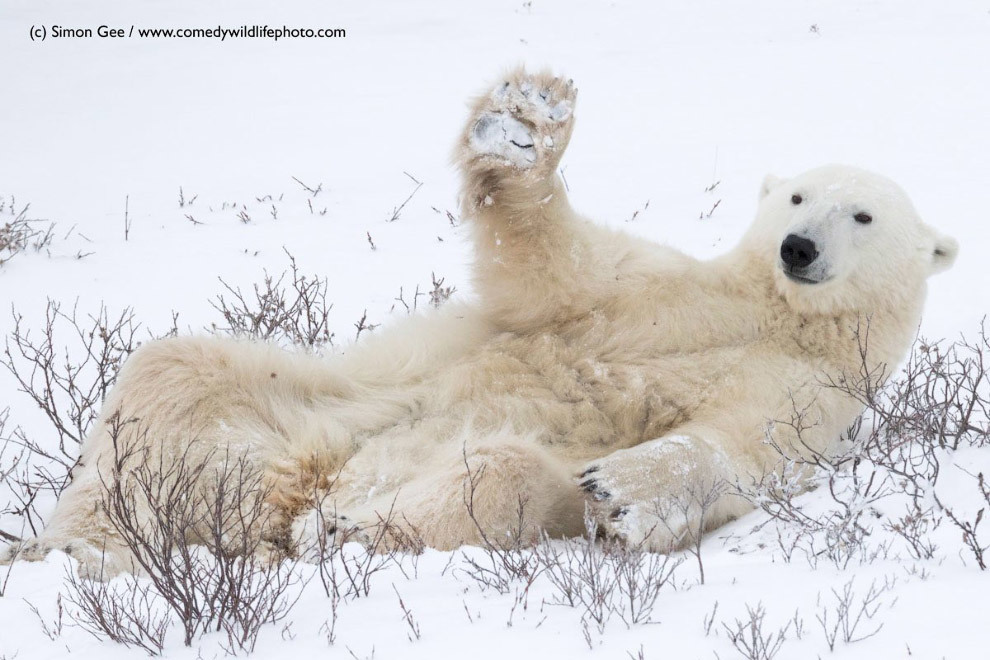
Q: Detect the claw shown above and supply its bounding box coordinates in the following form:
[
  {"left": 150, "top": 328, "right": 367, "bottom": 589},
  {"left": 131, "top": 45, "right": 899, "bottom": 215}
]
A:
[
  {"left": 610, "top": 506, "right": 628, "bottom": 520},
  {"left": 593, "top": 490, "right": 611, "bottom": 501},
  {"left": 579, "top": 466, "right": 600, "bottom": 478},
  {"left": 580, "top": 478, "right": 598, "bottom": 492}
]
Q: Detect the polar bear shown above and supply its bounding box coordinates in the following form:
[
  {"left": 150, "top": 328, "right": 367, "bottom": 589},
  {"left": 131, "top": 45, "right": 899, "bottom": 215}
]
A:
[{"left": 3, "top": 69, "right": 958, "bottom": 575}]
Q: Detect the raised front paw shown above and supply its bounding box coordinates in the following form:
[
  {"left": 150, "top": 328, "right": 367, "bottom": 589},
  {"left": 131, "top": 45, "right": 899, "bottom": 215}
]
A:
[{"left": 462, "top": 70, "right": 577, "bottom": 176}]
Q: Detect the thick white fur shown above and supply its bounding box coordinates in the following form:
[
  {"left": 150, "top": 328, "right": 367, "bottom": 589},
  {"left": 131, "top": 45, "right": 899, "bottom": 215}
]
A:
[{"left": 2, "top": 69, "right": 957, "bottom": 574}]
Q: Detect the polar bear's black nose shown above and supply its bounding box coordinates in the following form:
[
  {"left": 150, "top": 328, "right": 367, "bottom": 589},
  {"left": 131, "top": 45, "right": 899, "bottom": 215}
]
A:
[{"left": 780, "top": 234, "right": 819, "bottom": 268}]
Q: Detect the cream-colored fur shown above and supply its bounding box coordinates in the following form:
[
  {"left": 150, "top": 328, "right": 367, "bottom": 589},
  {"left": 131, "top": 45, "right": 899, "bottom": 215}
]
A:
[{"left": 2, "top": 69, "right": 958, "bottom": 575}]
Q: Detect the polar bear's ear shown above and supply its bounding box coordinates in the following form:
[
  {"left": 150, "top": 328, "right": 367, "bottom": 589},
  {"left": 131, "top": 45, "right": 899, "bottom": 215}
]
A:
[
  {"left": 929, "top": 231, "right": 959, "bottom": 275},
  {"left": 760, "top": 174, "right": 788, "bottom": 200}
]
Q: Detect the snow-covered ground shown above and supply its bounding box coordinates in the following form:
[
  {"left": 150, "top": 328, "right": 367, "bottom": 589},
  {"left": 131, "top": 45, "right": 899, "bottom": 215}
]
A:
[{"left": 2, "top": 0, "right": 990, "bottom": 658}]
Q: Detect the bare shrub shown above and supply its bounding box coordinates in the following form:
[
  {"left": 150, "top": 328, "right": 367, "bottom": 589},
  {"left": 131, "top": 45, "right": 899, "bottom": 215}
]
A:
[
  {"left": 0, "top": 196, "right": 55, "bottom": 267},
  {"left": 345, "top": 644, "right": 377, "bottom": 660},
  {"left": 391, "top": 285, "right": 425, "bottom": 314},
  {"left": 353, "top": 309, "right": 379, "bottom": 341},
  {"left": 721, "top": 603, "right": 790, "bottom": 660},
  {"left": 97, "top": 414, "right": 305, "bottom": 652},
  {"left": 739, "top": 323, "right": 990, "bottom": 568},
  {"left": 455, "top": 447, "right": 680, "bottom": 631},
  {"left": 829, "top": 325, "right": 989, "bottom": 546},
  {"left": 392, "top": 273, "right": 456, "bottom": 315},
  {"left": 652, "top": 478, "right": 724, "bottom": 584},
  {"left": 319, "top": 613, "right": 338, "bottom": 647},
  {"left": 306, "top": 490, "right": 424, "bottom": 604},
  {"left": 612, "top": 540, "right": 680, "bottom": 625},
  {"left": 0, "top": 549, "right": 16, "bottom": 597},
  {"left": 210, "top": 249, "right": 335, "bottom": 351},
  {"left": 535, "top": 515, "right": 681, "bottom": 631},
  {"left": 335, "top": 519, "right": 409, "bottom": 600},
  {"left": 815, "top": 576, "right": 894, "bottom": 651},
  {"left": 851, "top": 326, "right": 990, "bottom": 458},
  {"left": 4, "top": 301, "right": 139, "bottom": 456},
  {"left": 537, "top": 516, "right": 616, "bottom": 632},
  {"left": 392, "top": 584, "right": 422, "bottom": 641},
  {"left": 744, "top": 433, "right": 893, "bottom": 570},
  {"left": 0, "top": 408, "right": 26, "bottom": 538},
  {"left": 63, "top": 568, "right": 171, "bottom": 656},
  {"left": 428, "top": 272, "right": 455, "bottom": 309},
  {"left": 306, "top": 495, "right": 425, "bottom": 647},
  {"left": 25, "top": 594, "right": 66, "bottom": 641},
  {"left": 937, "top": 471, "right": 989, "bottom": 569},
  {"left": 702, "top": 600, "right": 719, "bottom": 636},
  {"left": 2, "top": 301, "right": 140, "bottom": 533},
  {"left": 885, "top": 501, "right": 940, "bottom": 560},
  {"left": 430, "top": 205, "right": 460, "bottom": 227},
  {"left": 0, "top": 408, "right": 24, "bottom": 592},
  {"left": 386, "top": 172, "right": 423, "bottom": 223}
]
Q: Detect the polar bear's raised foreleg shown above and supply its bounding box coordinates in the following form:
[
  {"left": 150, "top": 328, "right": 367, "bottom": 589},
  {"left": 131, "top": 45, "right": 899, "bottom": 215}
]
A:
[
  {"left": 455, "top": 70, "right": 606, "bottom": 331},
  {"left": 455, "top": 70, "right": 670, "bottom": 332}
]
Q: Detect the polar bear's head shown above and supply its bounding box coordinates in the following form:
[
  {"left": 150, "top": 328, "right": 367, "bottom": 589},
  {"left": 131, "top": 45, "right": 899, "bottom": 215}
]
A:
[{"left": 744, "top": 165, "right": 958, "bottom": 315}]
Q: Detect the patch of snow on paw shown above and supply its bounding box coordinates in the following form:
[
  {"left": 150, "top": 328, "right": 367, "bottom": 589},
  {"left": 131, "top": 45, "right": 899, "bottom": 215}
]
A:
[
  {"left": 662, "top": 434, "right": 693, "bottom": 449},
  {"left": 469, "top": 112, "right": 536, "bottom": 167},
  {"left": 547, "top": 101, "right": 571, "bottom": 122},
  {"left": 521, "top": 82, "right": 572, "bottom": 122},
  {"left": 491, "top": 81, "right": 512, "bottom": 102}
]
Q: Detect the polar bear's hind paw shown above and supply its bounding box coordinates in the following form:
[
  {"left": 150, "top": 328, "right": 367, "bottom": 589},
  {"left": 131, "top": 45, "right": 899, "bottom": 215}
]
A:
[{"left": 291, "top": 507, "right": 370, "bottom": 560}]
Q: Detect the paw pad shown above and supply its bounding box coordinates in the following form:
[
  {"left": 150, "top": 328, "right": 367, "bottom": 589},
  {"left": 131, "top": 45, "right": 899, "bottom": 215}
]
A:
[{"left": 470, "top": 112, "right": 537, "bottom": 167}]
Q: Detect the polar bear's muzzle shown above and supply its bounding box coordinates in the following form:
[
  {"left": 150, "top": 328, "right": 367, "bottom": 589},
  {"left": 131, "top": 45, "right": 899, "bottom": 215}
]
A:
[{"left": 780, "top": 234, "right": 828, "bottom": 284}]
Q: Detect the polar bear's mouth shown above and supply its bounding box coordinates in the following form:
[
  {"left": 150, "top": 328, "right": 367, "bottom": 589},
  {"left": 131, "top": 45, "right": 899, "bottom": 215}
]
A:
[{"left": 783, "top": 268, "right": 829, "bottom": 285}]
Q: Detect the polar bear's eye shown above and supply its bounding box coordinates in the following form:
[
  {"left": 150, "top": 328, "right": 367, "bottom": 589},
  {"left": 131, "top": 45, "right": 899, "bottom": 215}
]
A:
[
  {"left": 790, "top": 194, "right": 803, "bottom": 205},
  {"left": 854, "top": 212, "right": 873, "bottom": 224}
]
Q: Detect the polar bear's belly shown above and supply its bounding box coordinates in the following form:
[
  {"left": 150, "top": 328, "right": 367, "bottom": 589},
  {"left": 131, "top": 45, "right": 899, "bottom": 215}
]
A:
[{"left": 389, "top": 333, "right": 753, "bottom": 454}]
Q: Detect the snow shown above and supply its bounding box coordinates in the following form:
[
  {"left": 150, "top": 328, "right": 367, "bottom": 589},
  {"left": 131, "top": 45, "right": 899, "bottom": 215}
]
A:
[{"left": 2, "top": 0, "right": 990, "bottom": 658}]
